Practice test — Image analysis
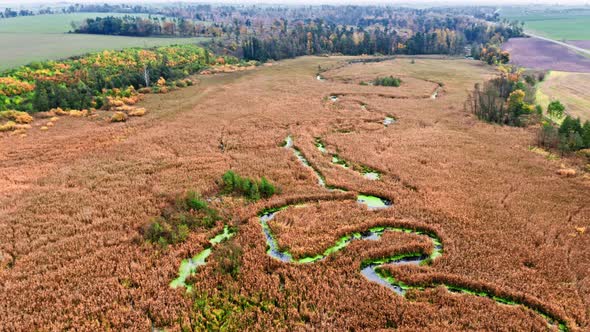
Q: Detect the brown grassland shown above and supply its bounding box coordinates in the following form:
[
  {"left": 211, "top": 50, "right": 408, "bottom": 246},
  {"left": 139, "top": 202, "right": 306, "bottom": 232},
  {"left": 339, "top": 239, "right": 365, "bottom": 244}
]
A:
[{"left": 0, "top": 55, "right": 589, "bottom": 331}]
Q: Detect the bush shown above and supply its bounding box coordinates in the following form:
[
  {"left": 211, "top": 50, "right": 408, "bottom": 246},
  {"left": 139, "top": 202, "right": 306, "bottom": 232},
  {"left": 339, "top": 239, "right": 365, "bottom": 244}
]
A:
[
  {"left": 0, "top": 110, "right": 33, "bottom": 124},
  {"left": 373, "top": 76, "right": 401, "bottom": 87},
  {"left": 221, "top": 170, "right": 276, "bottom": 201},
  {"left": 128, "top": 108, "right": 146, "bottom": 117},
  {"left": 215, "top": 241, "right": 243, "bottom": 279},
  {"left": 144, "top": 191, "right": 221, "bottom": 247},
  {"left": 547, "top": 100, "right": 565, "bottom": 119},
  {"left": 259, "top": 177, "right": 275, "bottom": 198},
  {"left": 0, "top": 121, "right": 16, "bottom": 132},
  {"left": 110, "top": 112, "right": 128, "bottom": 122},
  {"left": 185, "top": 191, "right": 208, "bottom": 211}
]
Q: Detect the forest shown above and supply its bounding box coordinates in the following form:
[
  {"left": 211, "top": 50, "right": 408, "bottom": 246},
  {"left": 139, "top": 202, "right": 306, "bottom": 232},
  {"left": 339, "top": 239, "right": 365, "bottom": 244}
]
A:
[{"left": 66, "top": 5, "right": 522, "bottom": 61}]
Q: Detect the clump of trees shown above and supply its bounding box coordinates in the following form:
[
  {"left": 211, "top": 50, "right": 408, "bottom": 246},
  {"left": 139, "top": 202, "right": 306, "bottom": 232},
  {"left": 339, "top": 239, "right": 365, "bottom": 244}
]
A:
[
  {"left": 538, "top": 114, "right": 590, "bottom": 153},
  {"left": 478, "top": 44, "right": 510, "bottom": 65},
  {"left": 221, "top": 170, "right": 276, "bottom": 201},
  {"left": 465, "top": 70, "right": 538, "bottom": 127},
  {"left": 143, "top": 191, "right": 221, "bottom": 247},
  {"left": 373, "top": 76, "right": 402, "bottom": 87},
  {"left": 0, "top": 8, "right": 34, "bottom": 19},
  {"left": 468, "top": 69, "right": 590, "bottom": 155},
  {"left": 73, "top": 15, "right": 204, "bottom": 37}
]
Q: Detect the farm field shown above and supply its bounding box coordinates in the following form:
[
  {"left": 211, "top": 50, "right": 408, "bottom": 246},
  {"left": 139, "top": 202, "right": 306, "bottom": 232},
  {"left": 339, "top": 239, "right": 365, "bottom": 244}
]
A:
[
  {"left": 0, "top": 13, "right": 208, "bottom": 70},
  {"left": 536, "top": 71, "right": 590, "bottom": 122},
  {"left": 501, "top": 9, "right": 590, "bottom": 41},
  {"left": 568, "top": 41, "right": 590, "bottom": 51},
  {"left": 502, "top": 37, "right": 590, "bottom": 72},
  {"left": 0, "top": 56, "right": 588, "bottom": 331}
]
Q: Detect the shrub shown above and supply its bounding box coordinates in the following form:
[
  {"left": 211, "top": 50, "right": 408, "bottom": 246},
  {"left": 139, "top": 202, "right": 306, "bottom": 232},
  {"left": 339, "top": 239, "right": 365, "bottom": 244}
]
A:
[
  {"left": 68, "top": 110, "right": 84, "bottom": 117},
  {"left": 185, "top": 191, "right": 207, "bottom": 211},
  {"left": 537, "top": 122, "right": 560, "bottom": 149},
  {"left": 144, "top": 191, "right": 221, "bottom": 247},
  {"left": 547, "top": 100, "right": 565, "bottom": 119},
  {"left": 259, "top": 177, "right": 276, "bottom": 198},
  {"left": 0, "top": 121, "right": 16, "bottom": 132},
  {"left": 215, "top": 241, "right": 243, "bottom": 279},
  {"left": 220, "top": 170, "right": 276, "bottom": 201},
  {"left": 128, "top": 108, "right": 146, "bottom": 117},
  {"left": 0, "top": 110, "right": 33, "bottom": 124},
  {"left": 373, "top": 76, "right": 401, "bottom": 87},
  {"left": 111, "top": 112, "right": 128, "bottom": 122}
]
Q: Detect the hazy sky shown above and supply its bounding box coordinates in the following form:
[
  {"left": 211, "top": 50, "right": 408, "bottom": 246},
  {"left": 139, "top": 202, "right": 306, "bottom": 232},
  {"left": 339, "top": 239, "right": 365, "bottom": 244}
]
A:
[{"left": 1, "top": 0, "right": 589, "bottom": 5}]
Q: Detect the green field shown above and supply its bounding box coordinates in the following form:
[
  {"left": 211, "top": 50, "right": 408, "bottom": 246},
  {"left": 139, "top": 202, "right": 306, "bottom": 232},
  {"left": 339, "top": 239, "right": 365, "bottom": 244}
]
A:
[
  {"left": 501, "top": 8, "right": 590, "bottom": 40},
  {"left": 0, "top": 13, "right": 210, "bottom": 70}
]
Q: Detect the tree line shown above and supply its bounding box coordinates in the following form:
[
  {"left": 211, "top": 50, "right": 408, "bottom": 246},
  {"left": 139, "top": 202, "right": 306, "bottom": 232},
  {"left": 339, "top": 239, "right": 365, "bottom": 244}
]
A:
[
  {"left": 239, "top": 19, "right": 521, "bottom": 62},
  {"left": 0, "top": 8, "right": 34, "bottom": 19},
  {"left": 62, "top": 4, "right": 524, "bottom": 62},
  {"left": 72, "top": 15, "right": 207, "bottom": 37}
]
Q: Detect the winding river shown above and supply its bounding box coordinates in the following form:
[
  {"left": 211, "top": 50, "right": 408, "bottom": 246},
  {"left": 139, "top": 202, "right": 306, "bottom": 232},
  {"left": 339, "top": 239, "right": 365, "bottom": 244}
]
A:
[
  {"left": 260, "top": 134, "right": 567, "bottom": 332},
  {"left": 168, "top": 65, "right": 569, "bottom": 330}
]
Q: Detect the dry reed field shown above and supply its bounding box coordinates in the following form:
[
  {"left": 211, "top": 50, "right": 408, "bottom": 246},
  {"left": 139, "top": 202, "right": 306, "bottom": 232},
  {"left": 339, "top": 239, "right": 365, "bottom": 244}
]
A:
[{"left": 0, "top": 55, "right": 588, "bottom": 331}]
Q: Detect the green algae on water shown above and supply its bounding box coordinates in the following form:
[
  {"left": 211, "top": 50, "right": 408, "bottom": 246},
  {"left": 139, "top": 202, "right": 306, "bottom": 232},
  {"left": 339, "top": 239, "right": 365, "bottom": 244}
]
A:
[
  {"left": 170, "top": 225, "right": 235, "bottom": 291},
  {"left": 357, "top": 194, "right": 391, "bottom": 209}
]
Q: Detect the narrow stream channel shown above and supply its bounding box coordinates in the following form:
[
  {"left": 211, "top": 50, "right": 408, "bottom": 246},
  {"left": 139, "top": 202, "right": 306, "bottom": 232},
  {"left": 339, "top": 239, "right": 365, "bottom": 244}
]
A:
[
  {"left": 314, "top": 138, "right": 382, "bottom": 181},
  {"left": 170, "top": 225, "right": 235, "bottom": 292},
  {"left": 268, "top": 135, "right": 567, "bottom": 331},
  {"left": 167, "top": 133, "right": 568, "bottom": 331}
]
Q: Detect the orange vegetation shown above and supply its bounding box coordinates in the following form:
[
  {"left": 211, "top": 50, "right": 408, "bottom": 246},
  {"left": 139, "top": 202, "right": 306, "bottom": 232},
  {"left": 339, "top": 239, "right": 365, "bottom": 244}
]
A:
[{"left": 0, "top": 56, "right": 588, "bottom": 331}]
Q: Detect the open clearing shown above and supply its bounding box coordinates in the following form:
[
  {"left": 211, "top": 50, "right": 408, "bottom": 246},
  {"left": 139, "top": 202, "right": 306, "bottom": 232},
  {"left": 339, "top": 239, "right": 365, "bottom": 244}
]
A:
[
  {"left": 503, "top": 37, "right": 590, "bottom": 72},
  {"left": 536, "top": 71, "right": 590, "bottom": 122},
  {"left": 0, "top": 13, "right": 207, "bottom": 70},
  {"left": 0, "top": 56, "right": 588, "bottom": 330}
]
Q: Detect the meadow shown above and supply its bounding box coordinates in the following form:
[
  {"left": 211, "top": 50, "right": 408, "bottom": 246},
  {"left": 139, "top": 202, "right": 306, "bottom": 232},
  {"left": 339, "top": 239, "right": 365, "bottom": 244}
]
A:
[
  {"left": 0, "top": 55, "right": 588, "bottom": 331},
  {"left": 0, "top": 13, "right": 208, "bottom": 70}
]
